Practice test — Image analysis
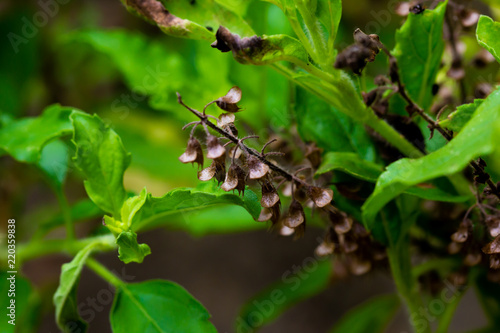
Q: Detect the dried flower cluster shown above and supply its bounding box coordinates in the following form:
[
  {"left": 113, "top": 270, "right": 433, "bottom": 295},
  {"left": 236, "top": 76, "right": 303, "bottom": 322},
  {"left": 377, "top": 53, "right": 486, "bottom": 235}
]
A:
[
  {"left": 334, "top": 28, "right": 380, "bottom": 75},
  {"left": 334, "top": 13, "right": 500, "bottom": 282},
  {"left": 447, "top": 192, "right": 500, "bottom": 281},
  {"left": 177, "top": 87, "right": 387, "bottom": 276},
  {"left": 177, "top": 87, "right": 335, "bottom": 238},
  {"left": 315, "top": 209, "right": 387, "bottom": 276}
]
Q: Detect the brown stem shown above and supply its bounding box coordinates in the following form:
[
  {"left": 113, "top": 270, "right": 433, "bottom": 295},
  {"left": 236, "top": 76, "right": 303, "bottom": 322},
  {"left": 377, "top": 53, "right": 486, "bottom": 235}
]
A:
[
  {"left": 376, "top": 42, "right": 500, "bottom": 202},
  {"left": 177, "top": 93, "right": 309, "bottom": 187}
]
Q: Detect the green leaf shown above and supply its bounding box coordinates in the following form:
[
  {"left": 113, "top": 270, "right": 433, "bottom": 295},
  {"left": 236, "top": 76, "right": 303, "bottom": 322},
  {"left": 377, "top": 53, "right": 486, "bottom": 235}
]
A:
[
  {"left": 116, "top": 231, "right": 152, "bottom": 264},
  {"left": 318, "top": 0, "right": 342, "bottom": 57},
  {"left": 289, "top": 71, "right": 427, "bottom": 158},
  {"left": 120, "top": 0, "right": 211, "bottom": 40},
  {"left": 403, "top": 186, "right": 470, "bottom": 203},
  {"left": 329, "top": 294, "right": 400, "bottom": 333},
  {"left": 393, "top": 1, "right": 448, "bottom": 110},
  {"left": 38, "top": 139, "right": 69, "bottom": 189},
  {"left": 238, "top": 259, "right": 332, "bottom": 331},
  {"left": 477, "top": 15, "right": 500, "bottom": 64},
  {"left": 293, "top": 70, "right": 371, "bottom": 121},
  {"left": 298, "top": 0, "right": 342, "bottom": 62},
  {"left": 0, "top": 104, "right": 73, "bottom": 163},
  {"left": 110, "top": 280, "right": 216, "bottom": 333},
  {"left": 294, "top": 87, "right": 378, "bottom": 162},
  {"left": 439, "top": 100, "right": 484, "bottom": 133},
  {"left": 317, "top": 152, "right": 383, "bottom": 181},
  {"left": 120, "top": 0, "right": 253, "bottom": 40},
  {"left": 70, "top": 30, "right": 233, "bottom": 120},
  {"left": 362, "top": 87, "right": 500, "bottom": 228},
  {"left": 317, "top": 153, "right": 469, "bottom": 204},
  {"left": 106, "top": 182, "right": 261, "bottom": 233},
  {"left": 71, "top": 112, "right": 131, "bottom": 218},
  {"left": 53, "top": 235, "right": 115, "bottom": 333},
  {"left": 162, "top": 0, "right": 253, "bottom": 36}
]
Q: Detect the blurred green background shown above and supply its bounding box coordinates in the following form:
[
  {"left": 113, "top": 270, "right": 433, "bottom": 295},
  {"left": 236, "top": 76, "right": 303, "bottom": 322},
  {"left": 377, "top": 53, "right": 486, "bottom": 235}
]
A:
[{"left": 1, "top": 0, "right": 497, "bottom": 332}]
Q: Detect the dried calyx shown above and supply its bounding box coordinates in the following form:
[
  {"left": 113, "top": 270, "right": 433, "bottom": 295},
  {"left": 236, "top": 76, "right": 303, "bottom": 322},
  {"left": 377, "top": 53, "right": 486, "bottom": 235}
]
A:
[
  {"left": 179, "top": 137, "right": 203, "bottom": 168},
  {"left": 177, "top": 86, "right": 386, "bottom": 275},
  {"left": 449, "top": 195, "right": 500, "bottom": 273},
  {"left": 314, "top": 214, "right": 385, "bottom": 276},
  {"left": 483, "top": 236, "right": 500, "bottom": 269},
  {"left": 334, "top": 29, "right": 381, "bottom": 75},
  {"left": 177, "top": 86, "right": 338, "bottom": 239}
]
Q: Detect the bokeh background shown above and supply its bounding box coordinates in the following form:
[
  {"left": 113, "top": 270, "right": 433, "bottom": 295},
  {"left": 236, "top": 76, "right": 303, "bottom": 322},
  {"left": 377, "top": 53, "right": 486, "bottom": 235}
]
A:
[{"left": 1, "top": 0, "right": 497, "bottom": 332}]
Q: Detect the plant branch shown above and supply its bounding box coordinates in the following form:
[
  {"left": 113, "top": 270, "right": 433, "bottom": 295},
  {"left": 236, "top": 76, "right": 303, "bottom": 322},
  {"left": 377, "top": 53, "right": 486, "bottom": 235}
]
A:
[
  {"left": 86, "top": 257, "right": 124, "bottom": 287},
  {"left": 270, "top": 63, "right": 425, "bottom": 159},
  {"left": 376, "top": 40, "right": 500, "bottom": 201},
  {"left": 177, "top": 93, "right": 310, "bottom": 187},
  {"left": 16, "top": 235, "right": 116, "bottom": 267}
]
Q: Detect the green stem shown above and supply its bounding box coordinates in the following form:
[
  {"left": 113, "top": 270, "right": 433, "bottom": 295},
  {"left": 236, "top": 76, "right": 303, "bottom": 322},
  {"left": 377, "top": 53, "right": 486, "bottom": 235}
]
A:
[
  {"left": 411, "top": 258, "right": 461, "bottom": 280},
  {"left": 285, "top": 11, "right": 319, "bottom": 63},
  {"left": 271, "top": 63, "right": 423, "bottom": 158},
  {"left": 382, "top": 213, "right": 430, "bottom": 333},
  {"left": 391, "top": 259, "right": 430, "bottom": 333},
  {"left": 55, "top": 187, "right": 75, "bottom": 240},
  {"left": 16, "top": 235, "right": 115, "bottom": 267},
  {"left": 86, "top": 257, "right": 124, "bottom": 287},
  {"left": 368, "top": 116, "right": 424, "bottom": 158},
  {"left": 271, "top": 65, "right": 473, "bottom": 197},
  {"left": 436, "top": 289, "right": 464, "bottom": 333}
]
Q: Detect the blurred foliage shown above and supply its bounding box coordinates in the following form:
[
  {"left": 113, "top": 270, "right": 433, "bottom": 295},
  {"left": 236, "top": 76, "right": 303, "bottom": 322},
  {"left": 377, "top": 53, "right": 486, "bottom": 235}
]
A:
[{"left": 2, "top": 0, "right": 500, "bottom": 332}]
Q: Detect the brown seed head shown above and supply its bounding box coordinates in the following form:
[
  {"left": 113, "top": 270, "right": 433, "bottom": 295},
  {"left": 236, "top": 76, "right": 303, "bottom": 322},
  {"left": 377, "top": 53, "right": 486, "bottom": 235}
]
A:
[
  {"left": 353, "top": 29, "right": 380, "bottom": 56},
  {"left": 490, "top": 254, "right": 500, "bottom": 270},
  {"left": 448, "top": 241, "right": 462, "bottom": 254},
  {"left": 464, "top": 251, "right": 482, "bottom": 267},
  {"left": 284, "top": 200, "right": 305, "bottom": 228},
  {"left": 198, "top": 156, "right": 225, "bottom": 183},
  {"left": 247, "top": 155, "right": 269, "bottom": 180},
  {"left": 305, "top": 144, "right": 323, "bottom": 169},
  {"left": 486, "top": 216, "right": 500, "bottom": 238},
  {"left": 179, "top": 137, "right": 203, "bottom": 168},
  {"left": 216, "top": 86, "right": 242, "bottom": 113},
  {"left": 257, "top": 207, "right": 273, "bottom": 222},
  {"left": 483, "top": 235, "right": 500, "bottom": 254},
  {"left": 221, "top": 164, "right": 246, "bottom": 194},
  {"left": 315, "top": 241, "right": 335, "bottom": 257},
  {"left": 307, "top": 186, "right": 333, "bottom": 208},
  {"left": 206, "top": 135, "right": 226, "bottom": 159},
  {"left": 339, "top": 233, "right": 358, "bottom": 253},
  {"left": 348, "top": 255, "right": 372, "bottom": 276},
  {"left": 329, "top": 211, "right": 353, "bottom": 235},
  {"left": 451, "top": 219, "right": 471, "bottom": 243},
  {"left": 459, "top": 8, "right": 480, "bottom": 27},
  {"left": 261, "top": 180, "right": 280, "bottom": 208}
]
